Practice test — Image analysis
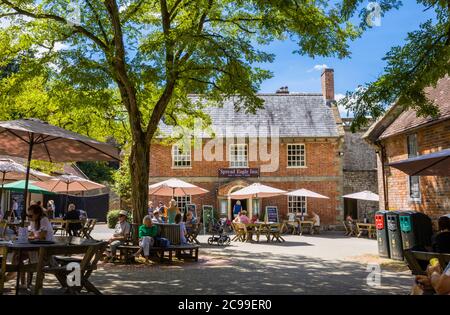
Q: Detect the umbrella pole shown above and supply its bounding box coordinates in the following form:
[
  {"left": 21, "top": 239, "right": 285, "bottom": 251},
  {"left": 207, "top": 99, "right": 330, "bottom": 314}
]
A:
[
  {"left": 22, "top": 137, "right": 34, "bottom": 226},
  {"left": 0, "top": 172, "right": 4, "bottom": 217}
]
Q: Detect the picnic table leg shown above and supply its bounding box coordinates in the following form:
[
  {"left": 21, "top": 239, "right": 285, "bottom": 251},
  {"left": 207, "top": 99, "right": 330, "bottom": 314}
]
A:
[
  {"left": 15, "top": 248, "right": 22, "bottom": 295},
  {"left": 195, "top": 248, "right": 199, "bottom": 262},
  {"left": 34, "top": 248, "right": 46, "bottom": 295},
  {"left": 82, "top": 278, "right": 103, "bottom": 295}
]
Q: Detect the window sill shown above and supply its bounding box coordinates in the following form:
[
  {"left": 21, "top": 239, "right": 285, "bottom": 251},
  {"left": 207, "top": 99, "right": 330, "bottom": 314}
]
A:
[
  {"left": 287, "top": 166, "right": 307, "bottom": 169},
  {"left": 171, "top": 166, "right": 192, "bottom": 170}
]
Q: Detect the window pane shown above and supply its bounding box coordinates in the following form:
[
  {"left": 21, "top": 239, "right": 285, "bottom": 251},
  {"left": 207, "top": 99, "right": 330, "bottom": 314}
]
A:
[
  {"left": 172, "top": 144, "right": 191, "bottom": 167},
  {"left": 230, "top": 144, "right": 248, "bottom": 167},
  {"left": 287, "top": 144, "right": 305, "bottom": 167},
  {"left": 287, "top": 196, "right": 307, "bottom": 214}
]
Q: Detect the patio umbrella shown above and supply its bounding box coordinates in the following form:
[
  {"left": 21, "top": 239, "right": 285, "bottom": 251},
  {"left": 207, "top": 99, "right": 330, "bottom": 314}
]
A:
[
  {"left": 34, "top": 174, "right": 105, "bottom": 213},
  {"left": 3, "top": 180, "right": 55, "bottom": 195},
  {"left": 148, "top": 178, "right": 209, "bottom": 197},
  {"left": 0, "top": 158, "right": 52, "bottom": 213},
  {"left": 285, "top": 189, "right": 329, "bottom": 199},
  {"left": 229, "top": 183, "right": 286, "bottom": 199},
  {"left": 0, "top": 118, "right": 120, "bottom": 222},
  {"left": 388, "top": 149, "right": 450, "bottom": 176},
  {"left": 342, "top": 190, "right": 379, "bottom": 202}
]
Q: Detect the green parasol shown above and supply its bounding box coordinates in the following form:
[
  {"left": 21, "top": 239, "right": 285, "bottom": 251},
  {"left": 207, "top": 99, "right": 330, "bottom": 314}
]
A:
[{"left": 3, "top": 180, "right": 55, "bottom": 195}]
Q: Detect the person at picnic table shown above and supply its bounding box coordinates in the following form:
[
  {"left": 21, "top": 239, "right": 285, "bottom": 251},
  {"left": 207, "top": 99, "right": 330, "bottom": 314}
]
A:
[
  {"left": 175, "top": 213, "right": 188, "bottom": 244},
  {"left": 106, "top": 210, "right": 131, "bottom": 261},
  {"left": 233, "top": 211, "right": 250, "bottom": 224},
  {"left": 11, "top": 198, "right": 19, "bottom": 219},
  {"left": 134, "top": 215, "right": 158, "bottom": 263},
  {"left": 157, "top": 201, "right": 168, "bottom": 222},
  {"left": 63, "top": 203, "right": 82, "bottom": 236},
  {"left": 310, "top": 211, "right": 320, "bottom": 227},
  {"left": 251, "top": 214, "right": 258, "bottom": 224},
  {"left": 412, "top": 260, "right": 450, "bottom": 295},
  {"left": 27, "top": 204, "right": 54, "bottom": 242},
  {"left": 152, "top": 209, "right": 163, "bottom": 223},
  {"left": 46, "top": 200, "right": 55, "bottom": 219},
  {"left": 167, "top": 199, "right": 180, "bottom": 224},
  {"left": 432, "top": 216, "right": 450, "bottom": 254},
  {"left": 185, "top": 211, "right": 197, "bottom": 233},
  {"left": 147, "top": 201, "right": 154, "bottom": 216},
  {"left": 233, "top": 200, "right": 242, "bottom": 218}
]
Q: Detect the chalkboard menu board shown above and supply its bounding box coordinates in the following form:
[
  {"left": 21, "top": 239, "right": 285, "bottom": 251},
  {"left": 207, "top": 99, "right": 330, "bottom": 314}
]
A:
[{"left": 265, "top": 206, "right": 279, "bottom": 223}]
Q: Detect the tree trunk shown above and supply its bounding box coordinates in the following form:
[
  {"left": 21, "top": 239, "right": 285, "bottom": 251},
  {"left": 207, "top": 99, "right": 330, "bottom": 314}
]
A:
[{"left": 129, "top": 137, "right": 150, "bottom": 227}]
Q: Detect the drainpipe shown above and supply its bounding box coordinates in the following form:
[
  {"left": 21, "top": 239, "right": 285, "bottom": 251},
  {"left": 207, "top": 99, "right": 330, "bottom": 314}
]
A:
[{"left": 377, "top": 142, "right": 389, "bottom": 210}]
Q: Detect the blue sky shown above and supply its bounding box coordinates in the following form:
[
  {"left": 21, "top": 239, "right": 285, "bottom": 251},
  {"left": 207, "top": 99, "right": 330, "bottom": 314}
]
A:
[{"left": 257, "top": 1, "right": 436, "bottom": 115}]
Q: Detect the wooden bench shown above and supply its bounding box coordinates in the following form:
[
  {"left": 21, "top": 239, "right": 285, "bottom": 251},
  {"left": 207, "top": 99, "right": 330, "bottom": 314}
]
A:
[
  {"left": 404, "top": 249, "right": 450, "bottom": 276},
  {"left": 117, "top": 224, "right": 199, "bottom": 263}
]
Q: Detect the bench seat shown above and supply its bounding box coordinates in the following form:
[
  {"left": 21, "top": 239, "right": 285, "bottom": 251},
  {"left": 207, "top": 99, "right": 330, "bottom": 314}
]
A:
[{"left": 117, "top": 244, "right": 199, "bottom": 263}]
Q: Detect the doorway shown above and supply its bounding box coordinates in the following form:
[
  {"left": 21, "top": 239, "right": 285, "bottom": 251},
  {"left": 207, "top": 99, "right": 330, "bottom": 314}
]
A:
[
  {"left": 231, "top": 199, "right": 248, "bottom": 213},
  {"left": 344, "top": 198, "right": 358, "bottom": 220}
]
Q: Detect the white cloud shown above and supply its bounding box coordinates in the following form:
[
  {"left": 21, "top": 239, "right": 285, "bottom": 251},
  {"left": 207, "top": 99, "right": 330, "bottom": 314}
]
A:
[{"left": 308, "top": 64, "right": 328, "bottom": 72}]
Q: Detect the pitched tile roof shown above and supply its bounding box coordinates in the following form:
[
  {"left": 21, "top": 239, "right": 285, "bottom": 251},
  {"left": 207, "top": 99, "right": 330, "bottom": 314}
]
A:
[
  {"left": 159, "top": 93, "right": 340, "bottom": 138},
  {"left": 377, "top": 76, "right": 450, "bottom": 140}
]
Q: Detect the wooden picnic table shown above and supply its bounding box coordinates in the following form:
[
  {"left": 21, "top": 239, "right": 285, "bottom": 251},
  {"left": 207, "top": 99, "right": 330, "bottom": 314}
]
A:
[
  {"left": 284, "top": 220, "right": 315, "bottom": 235},
  {"left": 243, "top": 222, "right": 285, "bottom": 243},
  {"left": 356, "top": 222, "right": 376, "bottom": 238},
  {"left": 0, "top": 237, "right": 105, "bottom": 295},
  {"left": 50, "top": 219, "right": 84, "bottom": 236}
]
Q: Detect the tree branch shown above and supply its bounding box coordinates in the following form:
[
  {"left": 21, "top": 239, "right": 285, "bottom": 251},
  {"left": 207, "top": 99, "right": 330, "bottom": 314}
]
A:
[
  {"left": 85, "top": 0, "right": 110, "bottom": 45},
  {"left": 0, "top": 0, "right": 108, "bottom": 50}
]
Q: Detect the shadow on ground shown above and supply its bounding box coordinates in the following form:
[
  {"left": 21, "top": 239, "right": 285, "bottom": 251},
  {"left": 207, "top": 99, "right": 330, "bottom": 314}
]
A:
[{"left": 31, "top": 249, "right": 410, "bottom": 295}]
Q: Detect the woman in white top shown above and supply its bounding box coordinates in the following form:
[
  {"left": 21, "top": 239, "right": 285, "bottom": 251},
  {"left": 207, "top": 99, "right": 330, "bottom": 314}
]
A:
[{"left": 27, "top": 204, "right": 54, "bottom": 242}]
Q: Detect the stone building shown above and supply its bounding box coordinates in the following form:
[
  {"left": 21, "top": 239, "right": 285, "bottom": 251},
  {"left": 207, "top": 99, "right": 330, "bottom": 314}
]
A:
[
  {"left": 364, "top": 76, "right": 450, "bottom": 223},
  {"left": 342, "top": 119, "right": 378, "bottom": 220},
  {"left": 149, "top": 69, "right": 345, "bottom": 226}
]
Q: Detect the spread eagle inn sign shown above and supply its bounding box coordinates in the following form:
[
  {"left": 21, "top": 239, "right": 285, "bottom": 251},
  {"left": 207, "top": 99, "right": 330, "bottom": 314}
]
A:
[{"left": 218, "top": 168, "right": 260, "bottom": 178}]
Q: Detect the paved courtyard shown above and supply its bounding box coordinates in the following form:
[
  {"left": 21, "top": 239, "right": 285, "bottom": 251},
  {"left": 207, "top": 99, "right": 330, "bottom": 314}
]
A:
[
  {"left": 3, "top": 224, "right": 414, "bottom": 295},
  {"left": 84, "top": 224, "right": 413, "bottom": 295}
]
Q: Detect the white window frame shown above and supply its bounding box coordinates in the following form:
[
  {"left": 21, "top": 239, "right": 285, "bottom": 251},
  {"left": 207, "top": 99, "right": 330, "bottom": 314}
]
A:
[
  {"left": 172, "top": 144, "right": 191, "bottom": 168},
  {"left": 229, "top": 144, "right": 248, "bottom": 168},
  {"left": 287, "top": 196, "right": 307, "bottom": 215},
  {"left": 406, "top": 134, "right": 421, "bottom": 202},
  {"left": 174, "top": 195, "right": 191, "bottom": 212},
  {"left": 287, "top": 143, "right": 306, "bottom": 168}
]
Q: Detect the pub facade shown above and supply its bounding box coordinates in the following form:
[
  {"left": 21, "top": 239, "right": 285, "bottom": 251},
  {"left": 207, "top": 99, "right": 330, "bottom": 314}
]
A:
[{"left": 149, "top": 69, "right": 345, "bottom": 225}]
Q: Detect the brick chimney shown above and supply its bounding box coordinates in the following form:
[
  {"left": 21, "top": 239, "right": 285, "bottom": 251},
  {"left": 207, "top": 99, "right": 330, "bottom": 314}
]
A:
[
  {"left": 276, "top": 86, "right": 289, "bottom": 94},
  {"left": 321, "top": 68, "right": 334, "bottom": 102}
]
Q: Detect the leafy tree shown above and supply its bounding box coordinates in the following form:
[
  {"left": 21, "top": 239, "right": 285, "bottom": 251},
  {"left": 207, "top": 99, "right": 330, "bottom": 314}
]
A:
[
  {"left": 76, "top": 161, "right": 115, "bottom": 183},
  {"left": 341, "top": 0, "right": 450, "bottom": 130},
  {"left": 0, "top": 0, "right": 396, "bottom": 224}
]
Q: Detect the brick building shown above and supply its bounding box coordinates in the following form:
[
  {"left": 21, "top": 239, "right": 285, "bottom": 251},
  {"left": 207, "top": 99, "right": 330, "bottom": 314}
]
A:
[
  {"left": 364, "top": 76, "right": 450, "bottom": 223},
  {"left": 342, "top": 119, "right": 378, "bottom": 220},
  {"left": 149, "top": 69, "right": 345, "bottom": 226}
]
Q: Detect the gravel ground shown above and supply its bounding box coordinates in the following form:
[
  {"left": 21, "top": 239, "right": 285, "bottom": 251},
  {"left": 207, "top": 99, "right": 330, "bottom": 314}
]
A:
[{"left": 3, "top": 224, "right": 414, "bottom": 295}]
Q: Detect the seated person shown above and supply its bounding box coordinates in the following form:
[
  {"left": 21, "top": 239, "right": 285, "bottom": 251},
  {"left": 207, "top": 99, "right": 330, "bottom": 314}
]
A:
[
  {"left": 238, "top": 211, "right": 250, "bottom": 224},
  {"left": 186, "top": 211, "right": 197, "bottom": 224},
  {"left": 412, "top": 261, "right": 450, "bottom": 295},
  {"left": 310, "top": 211, "right": 320, "bottom": 232},
  {"left": 432, "top": 216, "right": 450, "bottom": 253},
  {"left": 63, "top": 203, "right": 82, "bottom": 236},
  {"left": 106, "top": 210, "right": 131, "bottom": 261},
  {"left": 251, "top": 214, "right": 258, "bottom": 224},
  {"left": 135, "top": 215, "right": 158, "bottom": 262},
  {"left": 27, "top": 204, "right": 54, "bottom": 242},
  {"left": 152, "top": 209, "right": 163, "bottom": 223},
  {"left": 175, "top": 213, "right": 188, "bottom": 244}
]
